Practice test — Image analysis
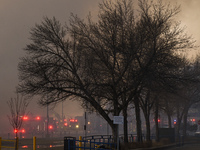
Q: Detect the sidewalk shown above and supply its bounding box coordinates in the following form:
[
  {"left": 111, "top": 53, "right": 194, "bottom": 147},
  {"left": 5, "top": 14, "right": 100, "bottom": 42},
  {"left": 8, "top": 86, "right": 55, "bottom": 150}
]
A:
[
  {"left": 130, "top": 143, "right": 177, "bottom": 150},
  {"left": 130, "top": 138, "right": 200, "bottom": 150}
]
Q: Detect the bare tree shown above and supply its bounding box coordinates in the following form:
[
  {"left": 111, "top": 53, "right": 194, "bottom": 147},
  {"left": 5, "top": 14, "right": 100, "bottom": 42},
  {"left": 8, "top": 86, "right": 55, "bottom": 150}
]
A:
[
  {"left": 175, "top": 63, "right": 200, "bottom": 138},
  {"left": 18, "top": 0, "right": 139, "bottom": 142},
  {"left": 133, "top": 0, "right": 195, "bottom": 142},
  {"left": 17, "top": 0, "right": 195, "bottom": 144},
  {"left": 7, "top": 94, "right": 29, "bottom": 149}
]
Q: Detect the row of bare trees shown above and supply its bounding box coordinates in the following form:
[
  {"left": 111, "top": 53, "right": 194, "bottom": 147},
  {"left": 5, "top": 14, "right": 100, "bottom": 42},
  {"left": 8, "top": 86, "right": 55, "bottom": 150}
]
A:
[
  {"left": 17, "top": 0, "right": 199, "bottom": 143},
  {"left": 139, "top": 60, "right": 200, "bottom": 142}
]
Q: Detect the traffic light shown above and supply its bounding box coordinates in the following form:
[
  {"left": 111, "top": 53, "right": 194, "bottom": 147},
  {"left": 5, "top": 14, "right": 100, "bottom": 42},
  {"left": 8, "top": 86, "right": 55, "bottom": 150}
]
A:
[{"left": 36, "top": 116, "right": 40, "bottom": 120}]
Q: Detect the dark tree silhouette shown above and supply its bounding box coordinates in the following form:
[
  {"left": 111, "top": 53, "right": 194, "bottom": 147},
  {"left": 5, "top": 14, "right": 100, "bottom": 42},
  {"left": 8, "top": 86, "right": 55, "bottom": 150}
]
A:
[
  {"left": 17, "top": 0, "right": 195, "bottom": 143},
  {"left": 7, "top": 94, "right": 29, "bottom": 150}
]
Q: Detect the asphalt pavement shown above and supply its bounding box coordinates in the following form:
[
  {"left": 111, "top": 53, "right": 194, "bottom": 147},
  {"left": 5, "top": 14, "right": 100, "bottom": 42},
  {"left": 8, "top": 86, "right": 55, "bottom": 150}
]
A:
[{"left": 168, "top": 143, "right": 200, "bottom": 150}]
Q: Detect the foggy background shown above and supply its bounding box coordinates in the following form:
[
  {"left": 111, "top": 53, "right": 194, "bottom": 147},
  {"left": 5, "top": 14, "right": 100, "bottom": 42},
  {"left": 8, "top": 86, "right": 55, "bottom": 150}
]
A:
[{"left": 0, "top": 0, "right": 199, "bottom": 134}]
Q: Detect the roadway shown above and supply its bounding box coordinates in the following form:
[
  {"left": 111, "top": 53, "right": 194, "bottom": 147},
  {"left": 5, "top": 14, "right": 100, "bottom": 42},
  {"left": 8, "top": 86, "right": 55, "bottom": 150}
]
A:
[{"left": 168, "top": 143, "right": 200, "bottom": 150}]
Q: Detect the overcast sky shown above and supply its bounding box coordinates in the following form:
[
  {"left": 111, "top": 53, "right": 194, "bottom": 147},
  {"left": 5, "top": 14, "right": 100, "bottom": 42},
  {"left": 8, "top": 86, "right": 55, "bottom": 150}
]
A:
[{"left": 0, "top": 0, "right": 200, "bottom": 134}]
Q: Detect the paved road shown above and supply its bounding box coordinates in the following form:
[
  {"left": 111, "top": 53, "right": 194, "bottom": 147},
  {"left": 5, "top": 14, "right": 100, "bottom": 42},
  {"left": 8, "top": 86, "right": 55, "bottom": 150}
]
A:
[{"left": 169, "top": 143, "right": 200, "bottom": 150}]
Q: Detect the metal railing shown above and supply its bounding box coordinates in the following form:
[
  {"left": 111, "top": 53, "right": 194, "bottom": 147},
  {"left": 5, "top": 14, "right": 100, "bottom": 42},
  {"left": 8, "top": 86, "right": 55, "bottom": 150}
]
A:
[{"left": 64, "top": 136, "right": 116, "bottom": 150}]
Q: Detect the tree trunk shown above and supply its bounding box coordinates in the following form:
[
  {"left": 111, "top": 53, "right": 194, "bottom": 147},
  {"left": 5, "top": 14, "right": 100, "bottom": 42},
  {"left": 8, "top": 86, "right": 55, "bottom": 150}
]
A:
[
  {"left": 145, "top": 114, "right": 151, "bottom": 141},
  {"left": 15, "top": 132, "right": 18, "bottom": 150},
  {"left": 176, "top": 108, "right": 181, "bottom": 138},
  {"left": 123, "top": 106, "right": 128, "bottom": 143},
  {"left": 140, "top": 89, "right": 152, "bottom": 142},
  {"left": 167, "top": 112, "right": 172, "bottom": 128},
  {"left": 111, "top": 124, "right": 119, "bottom": 144},
  {"left": 134, "top": 97, "right": 142, "bottom": 142},
  {"left": 182, "top": 107, "right": 189, "bottom": 138},
  {"left": 155, "top": 98, "right": 159, "bottom": 142}
]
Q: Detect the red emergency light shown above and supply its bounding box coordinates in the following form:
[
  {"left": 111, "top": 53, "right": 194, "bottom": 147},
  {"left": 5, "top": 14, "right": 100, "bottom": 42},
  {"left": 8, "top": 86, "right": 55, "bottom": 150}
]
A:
[
  {"left": 23, "top": 116, "right": 28, "bottom": 120},
  {"left": 69, "top": 119, "right": 78, "bottom": 122},
  {"left": 49, "top": 125, "right": 53, "bottom": 129},
  {"left": 21, "top": 129, "right": 25, "bottom": 133}
]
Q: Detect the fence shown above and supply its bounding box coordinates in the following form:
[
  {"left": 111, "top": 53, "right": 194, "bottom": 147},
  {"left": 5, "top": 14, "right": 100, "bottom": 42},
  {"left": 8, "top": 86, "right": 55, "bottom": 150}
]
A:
[
  {"left": 66, "top": 134, "right": 143, "bottom": 150},
  {"left": 0, "top": 137, "right": 64, "bottom": 150},
  {"left": 0, "top": 134, "right": 175, "bottom": 150},
  {"left": 18, "top": 137, "right": 63, "bottom": 149},
  {"left": 0, "top": 137, "right": 18, "bottom": 150},
  {"left": 64, "top": 135, "right": 116, "bottom": 150},
  {"left": 0, "top": 136, "right": 49, "bottom": 150}
]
